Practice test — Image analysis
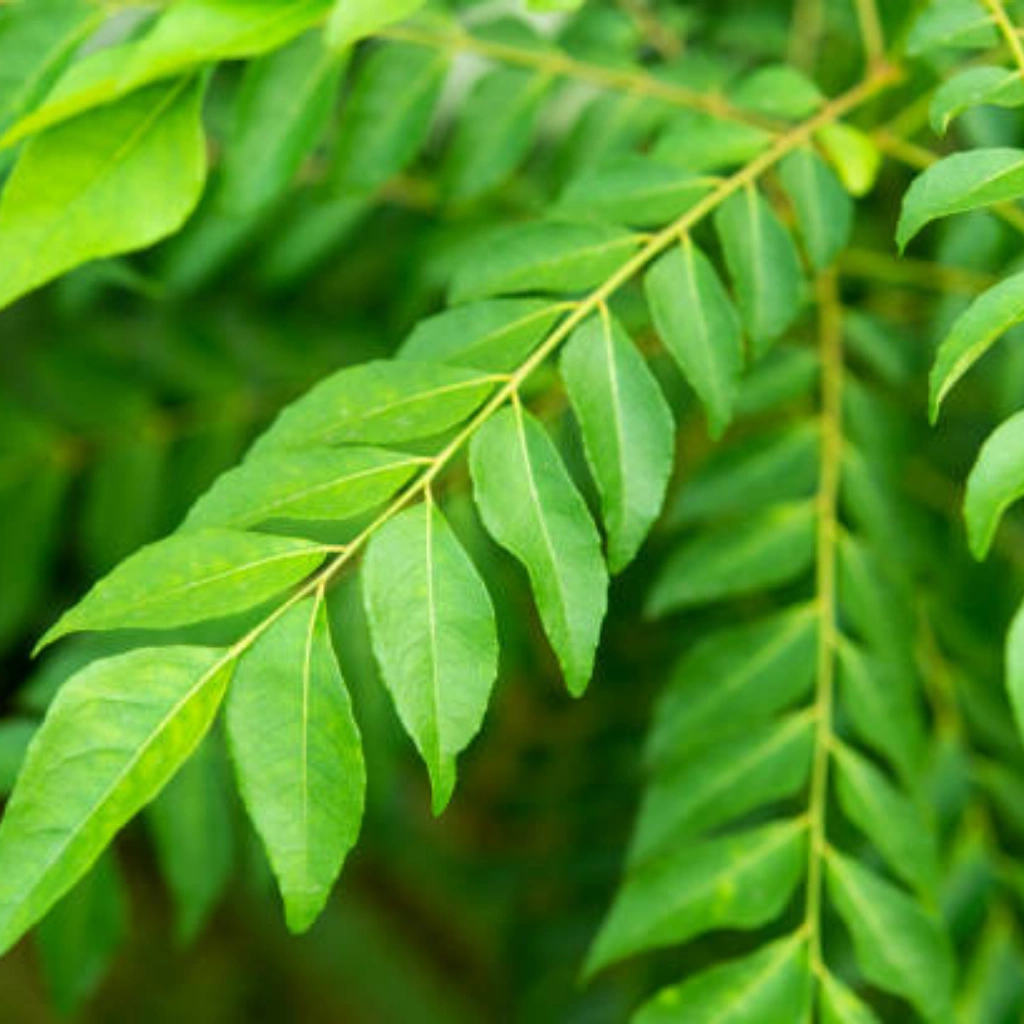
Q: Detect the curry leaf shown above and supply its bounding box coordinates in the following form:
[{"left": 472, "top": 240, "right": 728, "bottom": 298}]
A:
[
  {"left": 228, "top": 595, "right": 364, "bottom": 932},
  {"left": 364, "top": 502, "right": 498, "bottom": 813},
  {"left": 470, "top": 406, "right": 608, "bottom": 696}
]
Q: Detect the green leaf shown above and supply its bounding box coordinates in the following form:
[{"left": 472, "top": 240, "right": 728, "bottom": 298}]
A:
[
  {"left": 833, "top": 743, "right": 940, "bottom": 899},
  {"left": 556, "top": 157, "right": 714, "bottom": 228},
  {"left": 1006, "top": 597, "right": 1024, "bottom": 744},
  {"left": 964, "top": 410, "right": 1024, "bottom": 559},
  {"left": 332, "top": 42, "right": 447, "bottom": 192},
  {"left": 645, "top": 608, "right": 818, "bottom": 766},
  {"left": 363, "top": 502, "right": 498, "bottom": 813},
  {"left": 587, "top": 820, "right": 806, "bottom": 974},
  {"left": 0, "top": 720, "right": 36, "bottom": 797},
  {"left": 4, "top": 0, "right": 331, "bottom": 145},
  {"left": 228, "top": 595, "right": 364, "bottom": 931},
  {"left": 561, "top": 313, "right": 675, "bottom": 571},
  {"left": 249, "top": 361, "right": 497, "bottom": 457},
  {"left": 815, "top": 123, "right": 881, "bottom": 198},
  {"left": 443, "top": 68, "right": 550, "bottom": 201},
  {"left": 897, "top": 148, "right": 1024, "bottom": 251},
  {"left": 826, "top": 851, "right": 955, "bottom": 1023},
  {"left": 219, "top": 32, "right": 344, "bottom": 215},
  {"left": 778, "top": 146, "right": 854, "bottom": 270},
  {"left": 906, "top": 0, "right": 996, "bottom": 56},
  {"left": 654, "top": 110, "right": 772, "bottom": 172},
  {"left": 820, "top": 972, "right": 882, "bottom": 1024},
  {"left": 730, "top": 65, "right": 824, "bottom": 120},
  {"left": 645, "top": 237, "right": 743, "bottom": 437},
  {"left": 35, "top": 854, "right": 126, "bottom": 1017},
  {"left": 528, "top": 0, "right": 585, "bottom": 10},
  {"left": 715, "top": 187, "right": 805, "bottom": 356},
  {"left": 0, "top": 77, "right": 207, "bottom": 312},
  {"left": 838, "top": 641, "right": 926, "bottom": 789},
  {"left": 633, "top": 937, "right": 811, "bottom": 1024},
  {"left": 930, "top": 270, "right": 1024, "bottom": 420},
  {"left": 631, "top": 714, "right": 814, "bottom": 863},
  {"left": 40, "top": 530, "right": 328, "bottom": 649},
  {"left": 147, "top": 735, "right": 235, "bottom": 942},
  {"left": 327, "top": 0, "right": 426, "bottom": 51},
  {"left": 0, "top": 646, "right": 233, "bottom": 957},
  {"left": 646, "top": 503, "right": 816, "bottom": 616},
  {"left": 0, "top": 0, "right": 101, "bottom": 142},
  {"left": 450, "top": 222, "right": 640, "bottom": 303},
  {"left": 398, "top": 298, "right": 565, "bottom": 373},
  {"left": 669, "top": 423, "right": 820, "bottom": 526},
  {"left": 470, "top": 406, "right": 608, "bottom": 696},
  {"left": 183, "top": 447, "right": 423, "bottom": 530},
  {"left": 930, "top": 66, "right": 1024, "bottom": 136}
]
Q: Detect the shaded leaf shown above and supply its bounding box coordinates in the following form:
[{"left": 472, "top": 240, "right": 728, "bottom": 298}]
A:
[
  {"left": 669, "top": 423, "right": 819, "bottom": 526},
  {"left": 631, "top": 714, "right": 814, "bottom": 863},
  {"left": 220, "top": 31, "right": 344, "bottom": 215},
  {"left": 147, "top": 735, "right": 235, "bottom": 942},
  {"left": 443, "top": 68, "right": 550, "bottom": 201},
  {"left": 778, "top": 146, "right": 853, "bottom": 270},
  {"left": 557, "top": 157, "right": 714, "bottom": 228},
  {"left": 827, "top": 851, "right": 955, "bottom": 1023},
  {"left": 715, "top": 187, "right": 805, "bottom": 355},
  {"left": 645, "top": 607, "right": 818, "bottom": 766},
  {"left": 450, "top": 222, "right": 640, "bottom": 303},
  {"left": 834, "top": 743, "right": 940, "bottom": 899},
  {"left": 730, "top": 65, "right": 823, "bottom": 119},
  {"left": 633, "top": 937, "right": 811, "bottom": 1024},
  {"left": 35, "top": 854, "right": 126, "bottom": 1017},
  {"left": 588, "top": 820, "right": 806, "bottom": 974},
  {"left": 646, "top": 503, "right": 816, "bottom": 616},
  {"left": 332, "top": 42, "right": 447, "bottom": 192}
]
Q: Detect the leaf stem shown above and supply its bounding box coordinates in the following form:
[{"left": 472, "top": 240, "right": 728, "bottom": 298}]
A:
[
  {"left": 803, "top": 269, "right": 844, "bottom": 976},
  {"left": 378, "top": 22, "right": 770, "bottom": 128},
  {"left": 982, "top": 0, "right": 1024, "bottom": 77},
  {"left": 854, "top": 0, "right": 886, "bottom": 70}
]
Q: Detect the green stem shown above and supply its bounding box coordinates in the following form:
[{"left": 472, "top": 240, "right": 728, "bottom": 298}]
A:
[{"left": 804, "top": 270, "right": 844, "bottom": 976}]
